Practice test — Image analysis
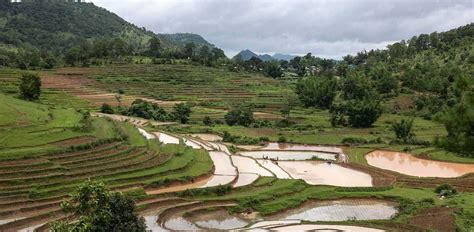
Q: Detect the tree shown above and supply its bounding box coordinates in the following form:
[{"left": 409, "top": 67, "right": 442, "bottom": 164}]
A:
[
  {"left": 172, "top": 103, "right": 192, "bottom": 124},
  {"left": 436, "top": 76, "right": 474, "bottom": 156},
  {"left": 296, "top": 77, "right": 337, "bottom": 109},
  {"left": 346, "top": 98, "right": 383, "bottom": 128},
  {"left": 19, "top": 73, "right": 41, "bottom": 100},
  {"left": 224, "top": 107, "right": 254, "bottom": 127},
  {"left": 263, "top": 61, "right": 283, "bottom": 78},
  {"left": 392, "top": 118, "right": 414, "bottom": 142},
  {"left": 341, "top": 71, "right": 372, "bottom": 100},
  {"left": 147, "top": 37, "right": 162, "bottom": 57},
  {"left": 100, "top": 103, "right": 114, "bottom": 114},
  {"left": 52, "top": 181, "right": 145, "bottom": 232},
  {"left": 115, "top": 94, "right": 122, "bottom": 107},
  {"left": 183, "top": 42, "right": 195, "bottom": 58}
]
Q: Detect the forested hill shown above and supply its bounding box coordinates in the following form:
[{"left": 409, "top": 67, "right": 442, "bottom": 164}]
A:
[
  {"left": 341, "top": 23, "right": 474, "bottom": 95},
  {"left": 0, "top": 1, "right": 213, "bottom": 53}
]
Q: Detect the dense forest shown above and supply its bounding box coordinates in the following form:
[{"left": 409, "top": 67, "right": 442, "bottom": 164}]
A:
[{"left": 0, "top": 0, "right": 215, "bottom": 68}]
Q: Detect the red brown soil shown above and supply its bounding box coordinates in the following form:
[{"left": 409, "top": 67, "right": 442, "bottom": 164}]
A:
[
  {"left": 340, "top": 163, "right": 397, "bottom": 187},
  {"left": 409, "top": 206, "right": 457, "bottom": 232}
]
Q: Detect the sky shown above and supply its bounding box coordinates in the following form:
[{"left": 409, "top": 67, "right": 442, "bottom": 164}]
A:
[{"left": 91, "top": 0, "right": 473, "bottom": 59}]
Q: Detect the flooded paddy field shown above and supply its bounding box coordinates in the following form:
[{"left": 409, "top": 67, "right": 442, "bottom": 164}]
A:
[
  {"left": 261, "top": 142, "right": 343, "bottom": 154},
  {"left": 367, "top": 150, "right": 474, "bottom": 178},
  {"left": 239, "top": 150, "right": 338, "bottom": 161},
  {"left": 185, "top": 208, "right": 249, "bottom": 230},
  {"left": 278, "top": 161, "right": 373, "bottom": 186},
  {"left": 267, "top": 199, "right": 398, "bottom": 221}
]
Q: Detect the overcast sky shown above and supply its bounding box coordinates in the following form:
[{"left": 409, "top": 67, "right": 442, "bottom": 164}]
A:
[{"left": 91, "top": 0, "right": 473, "bottom": 59}]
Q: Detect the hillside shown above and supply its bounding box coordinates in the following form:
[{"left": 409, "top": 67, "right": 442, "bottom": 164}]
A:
[{"left": 0, "top": 1, "right": 213, "bottom": 54}]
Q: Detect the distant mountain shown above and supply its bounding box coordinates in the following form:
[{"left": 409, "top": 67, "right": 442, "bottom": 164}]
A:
[
  {"left": 234, "top": 49, "right": 295, "bottom": 61},
  {"left": 0, "top": 1, "right": 215, "bottom": 53},
  {"left": 273, "top": 53, "right": 296, "bottom": 61}
]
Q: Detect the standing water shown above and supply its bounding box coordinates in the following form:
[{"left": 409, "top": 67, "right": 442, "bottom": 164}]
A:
[
  {"left": 278, "top": 161, "right": 372, "bottom": 187},
  {"left": 366, "top": 150, "right": 474, "bottom": 177}
]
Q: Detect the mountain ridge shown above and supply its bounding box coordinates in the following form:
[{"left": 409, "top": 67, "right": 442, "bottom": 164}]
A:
[{"left": 234, "top": 49, "right": 295, "bottom": 61}]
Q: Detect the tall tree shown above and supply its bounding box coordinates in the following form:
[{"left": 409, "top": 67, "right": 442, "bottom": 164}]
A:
[
  {"left": 296, "top": 77, "right": 337, "bottom": 109},
  {"left": 147, "top": 37, "right": 162, "bottom": 57},
  {"left": 19, "top": 73, "right": 41, "bottom": 100}
]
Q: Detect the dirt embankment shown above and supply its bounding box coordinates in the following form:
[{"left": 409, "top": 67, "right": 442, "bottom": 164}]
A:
[{"left": 409, "top": 206, "right": 457, "bottom": 232}]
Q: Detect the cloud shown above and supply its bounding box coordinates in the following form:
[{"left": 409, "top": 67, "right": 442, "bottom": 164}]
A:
[{"left": 92, "top": 0, "right": 473, "bottom": 59}]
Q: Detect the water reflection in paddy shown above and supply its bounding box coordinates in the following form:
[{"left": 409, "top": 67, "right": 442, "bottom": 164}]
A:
[
  {"left": 163, "top": 215, "right": 200, "bottom": 231},
  {"left": 239, "top": 151, "right": 337, "bottom": 161},
  {"left": 366, "top": 150, "right": 474, "bottom": 177},
  {"left": 186, "top": 208, "right": 248, "bottom": 230},
  {"left": 268, "top": 199, "right": 397, "bottom": 221},
  {"left": 278, "top": 161, "right": 372, "bottom": 187},
  {"left": 262, "top": 142, "right": 343, "bottom": 153}
]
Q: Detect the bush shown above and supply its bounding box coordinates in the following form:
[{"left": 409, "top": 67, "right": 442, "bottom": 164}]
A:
[
  {"left": 203, "top": 116, "right": 213, "bottom": 126},
  {"left": 224, "top": 107, "right": 254, "bottom": 127},
  {"left": 172, "top": 103, "right": 192, "bottom": 124},
  {"left": 341, "top": 137, "right": 368, "bottom": 145},
  {"left": 347, "top": 98, "right": 382, "bottom": 128},
  {"left": 278, "top": 136, "right": 287, "bottom": 143},
  {"left": 392, "top": 118, "right": 414, "bottom": 142},
  {"left": 435, "top": 184, "right": 457, "bottom": 197},
  {"left": 100, "top": 103, "right": 114, "bottom": 114}
]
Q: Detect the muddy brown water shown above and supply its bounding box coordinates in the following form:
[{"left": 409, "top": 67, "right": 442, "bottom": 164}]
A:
[
  {"left": 268, "top": 224, "right": 385, "bottom": 231},
  {"left": 278, "top": 161, "right": 373, "bottom": 187},
  {"left": 185, "top": 208, "right": 248, "bottom": 230},
  {"left": 262, "top": 143, "right": 343, "bottom": 154},
  {"left": 267, "top": 199, "right": 397, "bottom": 222},
  {"left": 239, "top": 150, "right": 338, "bottom": 161},
  {"left": 366, "top": 150, "right": 474, "bottom": 178}
]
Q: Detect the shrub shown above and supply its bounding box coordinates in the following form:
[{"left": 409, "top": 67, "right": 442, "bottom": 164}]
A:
[
  {"left": 100, "top": 103, "right": 114, "bottom": 114},
  {"left": 435, "top": 184, "right": 457, "bottom": 197},
  {"left": 392, "top": 118, "right": 414, "bottom": 142},
  {"left": 224, "top": 107, "right": 254, "bottom": 127},
  {"left": 341, "top": 137, "right": 368, "bottom": 145},
  {"left": 278, "top": 136, "right": 287, "bottom": 143},
  {"left": 203, "top": 116, "right": 213, "bottom": 126}
]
